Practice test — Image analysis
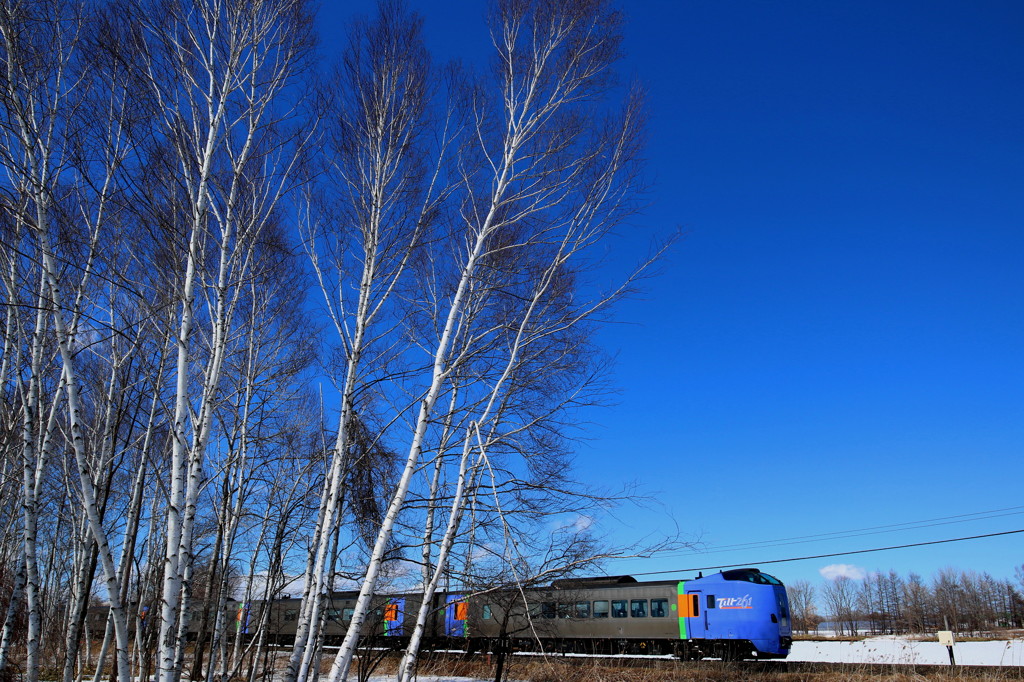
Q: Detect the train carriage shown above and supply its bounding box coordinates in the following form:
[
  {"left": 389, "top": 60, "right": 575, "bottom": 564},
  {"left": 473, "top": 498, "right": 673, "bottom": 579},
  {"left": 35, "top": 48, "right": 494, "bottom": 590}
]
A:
[
  {"left": 468, "top": 568, "right": 792, "bottom": 660},
  {"left": 85, "top": 568, "right": 791, "bottom": 661}
]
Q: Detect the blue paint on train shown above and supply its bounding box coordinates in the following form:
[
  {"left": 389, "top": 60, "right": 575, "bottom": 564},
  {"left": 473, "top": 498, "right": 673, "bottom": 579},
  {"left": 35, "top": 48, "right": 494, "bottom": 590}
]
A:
[
  {"left": 444, "top": 594, "right": 467, "bottom": 637},
  {"left": 383, "top": 597, "right": 405, "bottom": 636},
  {"left": 683, "top": 569, "right": 792, "bottom": 657}
]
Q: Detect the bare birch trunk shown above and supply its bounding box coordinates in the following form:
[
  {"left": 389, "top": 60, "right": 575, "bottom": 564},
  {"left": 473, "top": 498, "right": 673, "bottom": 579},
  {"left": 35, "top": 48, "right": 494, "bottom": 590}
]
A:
[
  {"left": 291, "top": 6, "right": 439, "bottom": 681},
  {"left": 328, "top": 188, "right": 498, "bottom": 681},
  {"left": 35, "top": 216, "right": 135, "bottom": 682},
  {"left": 0, "top": 2, "right": 149, "bottom": 678},
  {"left": 91, "top": 336, "right": 168, "bottom": 682},
  {"left": 397, "top": 434, "right": 481, "bottom": 682},
  {"left": 10, "top": 268, "right": 54, "bottom": 682},
  {"left": 0, "top": 556, "right": 26, "bottom": 671},
  {"left": 331, "top": 3, "right": 647, "bottom": 678},
  {"left": 137, "top": 2, "right": 315, "bottom": 678},
  {"left": 398, "top": 246, "right": 575, "bottom": 679}
]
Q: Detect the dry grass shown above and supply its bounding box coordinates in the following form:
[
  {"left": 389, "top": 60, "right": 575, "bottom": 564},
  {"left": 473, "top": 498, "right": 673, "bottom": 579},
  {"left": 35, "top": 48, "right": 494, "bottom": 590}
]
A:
[{"left": 404, "top": 656, "right": 1024, "bottom": 682}]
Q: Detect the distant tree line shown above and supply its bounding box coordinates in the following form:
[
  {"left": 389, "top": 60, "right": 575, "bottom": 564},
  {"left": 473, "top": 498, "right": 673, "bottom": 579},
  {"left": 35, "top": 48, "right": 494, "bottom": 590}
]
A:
[{"left": 788, "top": 565, "right": 1024, "bottom": 637}]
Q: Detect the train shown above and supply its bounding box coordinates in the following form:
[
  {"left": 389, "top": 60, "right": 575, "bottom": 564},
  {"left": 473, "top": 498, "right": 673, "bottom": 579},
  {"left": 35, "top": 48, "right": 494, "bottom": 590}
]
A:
[{"left": 87, "top": 567, "right": 792, "bottom": 661}]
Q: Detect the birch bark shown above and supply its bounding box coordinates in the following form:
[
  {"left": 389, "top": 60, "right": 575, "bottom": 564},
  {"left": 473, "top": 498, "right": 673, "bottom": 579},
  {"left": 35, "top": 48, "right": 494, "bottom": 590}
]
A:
[
  {"left": 132, "top": 2, "right": 314, "bottom": 678},
  {"left": 331, "top": 3, "right": 646, "bottom": 678},
  {"left": 290, "top": 7, "right": 441, "bottom": 681}
]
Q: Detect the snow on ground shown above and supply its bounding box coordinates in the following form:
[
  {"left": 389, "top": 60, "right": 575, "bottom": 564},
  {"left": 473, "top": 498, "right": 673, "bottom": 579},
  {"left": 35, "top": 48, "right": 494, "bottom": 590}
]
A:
[{"left": 789, "top": 636, "right": 1024, "bottom": 666}]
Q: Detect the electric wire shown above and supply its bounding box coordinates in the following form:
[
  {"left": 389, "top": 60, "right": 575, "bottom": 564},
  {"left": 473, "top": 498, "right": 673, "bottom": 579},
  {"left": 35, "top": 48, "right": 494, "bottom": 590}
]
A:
[
  {"left": 676, "top": 510, "right": 1024, "bottom": 557},
  {"left": 633, "top": 505, "right": 1024, "bottom": 560},
  {"left": 628, "top": 528, "right": 1024, "bottom": 577},
  {"left": 705, "top": 505, "right": 1024, "bottom": 549}
]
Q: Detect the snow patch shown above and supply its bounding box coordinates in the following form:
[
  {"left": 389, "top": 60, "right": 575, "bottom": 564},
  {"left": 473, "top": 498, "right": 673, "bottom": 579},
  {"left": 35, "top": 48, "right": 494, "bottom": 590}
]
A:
[{"left": 790, "top": 636, "right": 1024, "bottom": 666}]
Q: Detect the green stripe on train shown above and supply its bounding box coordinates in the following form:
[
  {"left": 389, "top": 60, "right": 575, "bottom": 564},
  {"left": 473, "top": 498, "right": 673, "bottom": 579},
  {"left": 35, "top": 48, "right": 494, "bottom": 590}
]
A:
[{"left": 677, "top": 581, "right": 687, "bottom": 639}]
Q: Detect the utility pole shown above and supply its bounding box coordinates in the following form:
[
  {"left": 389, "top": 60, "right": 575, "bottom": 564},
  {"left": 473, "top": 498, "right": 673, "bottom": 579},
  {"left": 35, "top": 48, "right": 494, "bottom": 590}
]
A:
[{"left": 939, "top": 616, "right": 956, "bottom": 666}]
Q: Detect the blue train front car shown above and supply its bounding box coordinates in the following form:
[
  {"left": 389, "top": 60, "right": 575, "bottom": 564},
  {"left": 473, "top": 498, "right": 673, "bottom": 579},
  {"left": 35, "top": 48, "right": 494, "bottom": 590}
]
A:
[{"left": 677, "top": 568, "right": 792, "bottom": 659}]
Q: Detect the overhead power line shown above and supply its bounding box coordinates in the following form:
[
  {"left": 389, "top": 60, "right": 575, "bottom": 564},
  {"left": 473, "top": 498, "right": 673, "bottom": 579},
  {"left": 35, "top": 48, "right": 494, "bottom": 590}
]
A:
[
  {"left": 628, "top": 504, "right": 1024, "bottom": 561},
  {"left": 702, "top": 506, "right": 1024, "bottom": 553},
  {"left": 630, "top": 528, "right": 1024, "bottom": 577}
]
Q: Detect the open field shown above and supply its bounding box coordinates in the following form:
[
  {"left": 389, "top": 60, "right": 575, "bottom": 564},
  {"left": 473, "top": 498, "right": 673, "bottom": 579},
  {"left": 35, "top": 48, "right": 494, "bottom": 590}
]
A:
[
  {"left": 789, "top": 637, "right": 1024, "bottom": 666},
  {"left": 357, "top": 637, "right": 1024, "bottom": 682},
  {"left": 7, "top": 637, "right": 1021, "bottom": 682},
  {"left": 380, "top": 658, "right": 1024, "bottom": 682}
]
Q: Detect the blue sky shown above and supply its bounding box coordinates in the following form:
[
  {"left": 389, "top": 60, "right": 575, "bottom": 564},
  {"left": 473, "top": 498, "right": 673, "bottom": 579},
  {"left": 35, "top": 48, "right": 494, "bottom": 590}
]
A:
[{"left": 319, "top": 1, "right": 1024, "bottom": 587}]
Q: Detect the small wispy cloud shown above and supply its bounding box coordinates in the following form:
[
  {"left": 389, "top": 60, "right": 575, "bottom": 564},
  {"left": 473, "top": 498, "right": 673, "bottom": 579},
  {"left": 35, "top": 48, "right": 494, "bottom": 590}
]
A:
[
  {"left": 551, "top": 514, "right": 594, "bottom": 533},
  {"left": 572, "top": 514, "right": 594, "bottom": 532},
  {"left": 819, "top": 563, "right": 867, "bottom": 580}
]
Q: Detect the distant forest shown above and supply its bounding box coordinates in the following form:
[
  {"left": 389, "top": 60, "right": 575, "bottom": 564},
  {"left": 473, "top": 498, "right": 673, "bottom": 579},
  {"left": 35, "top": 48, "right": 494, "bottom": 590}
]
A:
[{"left": 788, "top": 566, "right": 1024, "bottom": 636}]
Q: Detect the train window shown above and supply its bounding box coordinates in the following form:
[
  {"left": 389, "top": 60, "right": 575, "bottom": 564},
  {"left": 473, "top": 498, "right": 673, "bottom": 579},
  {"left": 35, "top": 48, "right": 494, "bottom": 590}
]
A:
[
  {"left": 528, "top": 603, "right": 541, "bottom": 618},
  {"left": 630, "top": 600, "right": 647, "bottom": 618},
  {"left": 541, "top": 602, "right": 556, "bottom": 619},
  {"left": 483, "top": 605, "right": 492, "bottom": 620},
  {"left": 454, "top": 602, "right": 468, "bottom": 621},
  {"left": 327, "top": 608, "right": 341, "bottom": 621},
  {"left": 776, "top": 593, "right": 789, "bottom": 628},
  {"left": 593, "top": 600, "right": 609, "bottom": 618},
  {"left": 611, "top": 600, "right": 627, "bottom": 618},
  {"left": 575, "top": 601, "right": 590, "bottom": 618},
  {"left": 650, "top": 599, "right": 668, "bottom": 618},
  {"left": 556, "top": 603, "right": 571, "bottom": 619},
  {"left": 706, "top": 595, "right": 715, "bottom": 609},
  {"left": 722, "top": 569, "right": 782, "bottom": 585},
  {"left": 384, "top": 604, "right": 399, "bottom": 621},
  {"left": 342, "top": 608, "right": 354, "bottom": 622},
  {"left": 284, "top": 610, "right": 297, "bottom": 622}
]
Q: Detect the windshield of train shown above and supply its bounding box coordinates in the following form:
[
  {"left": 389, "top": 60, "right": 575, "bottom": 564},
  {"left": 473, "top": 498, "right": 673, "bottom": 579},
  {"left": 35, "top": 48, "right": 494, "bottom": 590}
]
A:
[{"left": 721, "top": 569, "right": 782, "bottom": 585}]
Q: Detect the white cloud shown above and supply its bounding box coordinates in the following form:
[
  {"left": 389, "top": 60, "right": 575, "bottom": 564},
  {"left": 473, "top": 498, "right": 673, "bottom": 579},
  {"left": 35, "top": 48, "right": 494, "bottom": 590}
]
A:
[
  {"left": 572, "top": 514, "right": 594, "bottom": 532},
  {"left": 819, "top": 563, "right": 867, "bottom": 581},
  {"left": 550, "top": 514, "right": 594, "bottom": 533},
  {"left": 471, "top": 543, "right": 497, "bottom": 561}
]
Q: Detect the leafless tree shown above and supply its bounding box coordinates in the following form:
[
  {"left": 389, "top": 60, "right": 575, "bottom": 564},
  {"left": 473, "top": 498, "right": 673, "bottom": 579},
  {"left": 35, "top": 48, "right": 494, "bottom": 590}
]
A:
[
  {"left": 821, "top": 575, "right": 858, "bottom": 636},
  {"left": 0, "top": 2, "right": 674, "bottom": 681},
  {"left": 120, "top": 0, "right": 316, "bottom": 678},
  {"left": 0, "top": 0, "right": 145, "bottom": 678},
  {"left": 321, "top": 1, "right": 660, "bottom": 679},
  {"left": 787, "top": 579, "right": 817, "bottom": 635},
  {"left": 901, "top": 571, "right": 931, "bottom": 633},
  {"left": 287, "top": 3, "right": 445, "bottom": 679}
]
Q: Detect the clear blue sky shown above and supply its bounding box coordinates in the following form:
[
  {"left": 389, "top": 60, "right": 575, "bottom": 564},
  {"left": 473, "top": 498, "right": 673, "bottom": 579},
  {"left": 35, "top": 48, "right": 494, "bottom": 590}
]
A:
[{"left": 318, "top": 1, "right": 1024, "bottom": 587}]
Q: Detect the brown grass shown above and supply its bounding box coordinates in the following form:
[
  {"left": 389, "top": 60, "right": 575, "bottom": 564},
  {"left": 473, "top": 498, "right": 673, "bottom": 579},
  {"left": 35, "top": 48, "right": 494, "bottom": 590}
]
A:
[{"left": 402, "top": 656, "right": 1024, "bottom": 682}]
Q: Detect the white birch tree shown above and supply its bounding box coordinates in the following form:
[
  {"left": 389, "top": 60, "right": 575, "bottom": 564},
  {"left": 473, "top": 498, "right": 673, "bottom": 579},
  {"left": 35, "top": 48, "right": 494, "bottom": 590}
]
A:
[
  {"left": 0, "top": 2, "right": 666, "bottom": 681},
  {"left": 123, "top": 0, "right": 316, "bottom": 678},
  {"left": 326, "top": 1, "right": 651, "bottom": 679},
  {"left": 288, "top": 4, "right": 449, "bottom": 680},
  {"left": 0, "top": 2, "right": 142, "bottom": 679}
]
